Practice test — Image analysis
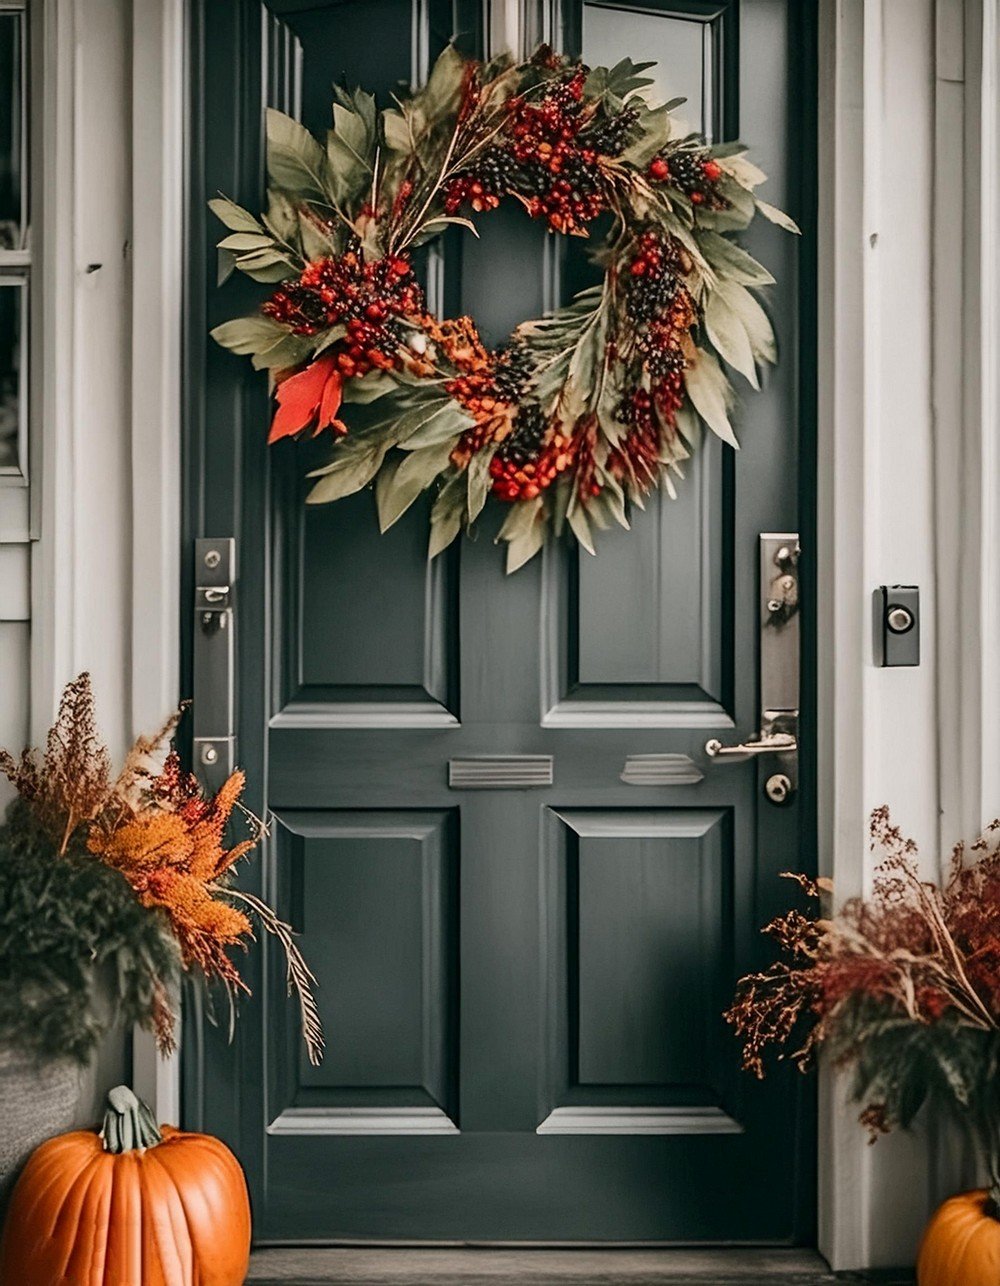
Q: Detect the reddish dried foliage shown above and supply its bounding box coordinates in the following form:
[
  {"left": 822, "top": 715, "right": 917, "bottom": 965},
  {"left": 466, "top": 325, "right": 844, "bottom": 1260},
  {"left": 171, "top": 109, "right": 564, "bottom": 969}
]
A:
[{"left": 726, "top": 806, "right": 1000, "bottom": 1082}]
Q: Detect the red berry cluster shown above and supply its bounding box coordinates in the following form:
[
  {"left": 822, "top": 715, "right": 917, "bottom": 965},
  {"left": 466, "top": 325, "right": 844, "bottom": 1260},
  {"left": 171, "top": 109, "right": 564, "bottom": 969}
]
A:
[
  {"left": 445, "top": 65, "right": 636, "bottom": 236},
  {"left": 608, "top": 390, "right": 662, "bottom": 485},
  {"left": 447, "top": 373, "right": 512, "bottom": 469},
  {"left": 507, "top": 71, "right": 607, "bottom": 234},
  {"left": 489, "top": 404, "right": 574, "bottom": 501},
  {"left": 263, "top": 249, "right": 424, "bottom": 379},
  {"left": 604, "top": 230, "right": 699, "bottom": 486},
  {"left": 572, "top": 419, "right": 602, "bottom": 499},
  {"left": 647, "top": 150, "right": 727, "bottom": 209},
  {"left": 438, "top": 334, "right": 539, "bottom": 471}
]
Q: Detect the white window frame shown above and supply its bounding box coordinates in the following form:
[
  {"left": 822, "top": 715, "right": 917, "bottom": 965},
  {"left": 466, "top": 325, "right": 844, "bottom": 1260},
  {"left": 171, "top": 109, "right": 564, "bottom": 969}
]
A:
[{"left": 0, "top": 0, "right": 33, "bottom": 535}]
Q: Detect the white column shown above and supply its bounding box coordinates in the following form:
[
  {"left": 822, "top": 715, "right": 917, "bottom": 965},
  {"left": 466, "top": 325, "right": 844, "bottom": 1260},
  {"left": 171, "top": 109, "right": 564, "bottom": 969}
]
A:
[
  {"left": 818, "top": 0, "right": 943, "bottom": 1268},
  {"left": 129, "top": 0, "right": 184, "bottom": 1124}
]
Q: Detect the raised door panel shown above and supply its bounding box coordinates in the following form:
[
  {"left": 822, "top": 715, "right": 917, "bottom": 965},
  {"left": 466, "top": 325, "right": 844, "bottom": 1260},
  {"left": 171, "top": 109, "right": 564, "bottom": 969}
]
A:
[
  {"left": 540, "top": 808, "right": 740, "bottom": 1134},
  {"left": 267, "top": 809, "right": 460, "bottom": 1134}
]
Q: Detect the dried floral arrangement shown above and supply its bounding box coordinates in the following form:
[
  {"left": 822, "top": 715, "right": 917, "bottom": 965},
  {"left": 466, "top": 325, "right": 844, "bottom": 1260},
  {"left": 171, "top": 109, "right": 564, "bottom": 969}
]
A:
[
  {"left": 726, "top": 807, "right": 1000, "bottom": 1197},
  {"left": 0, "top": 674, "right": 324, "bottom": 1065},
  {"left": 211, "top": 44, "right": 796, "bottom": 571}
]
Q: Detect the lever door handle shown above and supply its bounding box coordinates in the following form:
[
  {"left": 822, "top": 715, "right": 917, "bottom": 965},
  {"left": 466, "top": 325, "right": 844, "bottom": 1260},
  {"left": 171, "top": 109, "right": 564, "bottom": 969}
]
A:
[{"left": 704, "top": 731, "right": 798, "bottom": 762}]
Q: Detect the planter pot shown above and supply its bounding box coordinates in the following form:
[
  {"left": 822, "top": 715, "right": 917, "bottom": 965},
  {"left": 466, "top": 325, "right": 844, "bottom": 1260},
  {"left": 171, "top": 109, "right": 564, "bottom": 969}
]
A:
[
  {"left": 917, "top": 1189, "right": 1000, "bottom": 1285},
  {"left": 0, "top": 1047, "right": 80, "bottom": 1203}
]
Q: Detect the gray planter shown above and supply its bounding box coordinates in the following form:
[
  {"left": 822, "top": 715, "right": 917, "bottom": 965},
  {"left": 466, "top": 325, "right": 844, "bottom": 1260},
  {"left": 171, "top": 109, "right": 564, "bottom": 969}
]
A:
[{"left": 0, "top": 1047, "right": 81, "bottom": 1203}]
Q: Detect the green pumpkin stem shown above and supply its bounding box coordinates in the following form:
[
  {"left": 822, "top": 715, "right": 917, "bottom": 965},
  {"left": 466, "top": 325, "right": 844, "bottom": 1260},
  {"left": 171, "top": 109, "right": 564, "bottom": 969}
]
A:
[{"left": 100, "top": 1084, "right": 163, "bottom": 1154}]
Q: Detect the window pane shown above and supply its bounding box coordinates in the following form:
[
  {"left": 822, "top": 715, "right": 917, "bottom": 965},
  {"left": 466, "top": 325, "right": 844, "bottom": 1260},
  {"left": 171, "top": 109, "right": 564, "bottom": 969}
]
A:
[
  {"left": 0, "top": 11, "right": 23, "bottom": 248},
  {"left": 0, "top": 283, "right": 22, "bottom": 470}
]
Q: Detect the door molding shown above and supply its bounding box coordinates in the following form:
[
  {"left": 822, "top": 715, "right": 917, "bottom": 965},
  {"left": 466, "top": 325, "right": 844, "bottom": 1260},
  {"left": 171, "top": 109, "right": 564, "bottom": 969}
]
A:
[{"left": 96, "top": 0, "right": 1000, "bottom": 1266}]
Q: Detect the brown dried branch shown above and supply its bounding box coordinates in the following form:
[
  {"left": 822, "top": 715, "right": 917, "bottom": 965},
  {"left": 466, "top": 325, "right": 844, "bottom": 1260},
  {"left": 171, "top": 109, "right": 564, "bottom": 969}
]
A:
[
  {"left": 726, "top": 808, "right": 1000, "bottom": 1085},
  {"left": 0, "top": 673, "right": 113, "bottom": 852}
]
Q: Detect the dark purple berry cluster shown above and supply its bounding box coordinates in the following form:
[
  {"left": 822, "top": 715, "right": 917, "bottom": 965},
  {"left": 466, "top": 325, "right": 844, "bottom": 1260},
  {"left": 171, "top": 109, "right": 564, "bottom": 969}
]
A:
[{"left": 647, "top": 150, "right": 727, "bottom": 209}]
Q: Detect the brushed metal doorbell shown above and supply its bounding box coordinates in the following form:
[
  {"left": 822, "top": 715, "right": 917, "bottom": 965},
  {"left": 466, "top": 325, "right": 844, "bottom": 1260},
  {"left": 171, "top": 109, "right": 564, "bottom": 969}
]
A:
[{"left": 874, "top": 585, "right": 919, "bottom": 667}]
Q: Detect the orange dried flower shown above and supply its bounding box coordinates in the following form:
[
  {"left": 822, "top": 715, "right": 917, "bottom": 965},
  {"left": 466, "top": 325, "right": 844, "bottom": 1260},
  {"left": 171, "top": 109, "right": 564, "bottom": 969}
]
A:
[
  {"left": 2, "top": 675, "right": 324, "bottom": 1065},
  {"left": 87, "top": 762, "right": 257, "bottom": 997}
]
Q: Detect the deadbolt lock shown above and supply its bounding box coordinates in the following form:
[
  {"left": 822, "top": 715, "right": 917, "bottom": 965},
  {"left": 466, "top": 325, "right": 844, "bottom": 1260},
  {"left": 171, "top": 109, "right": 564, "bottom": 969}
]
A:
[{"left": 765, "top": 542, "right": 799, "bottom": 625}]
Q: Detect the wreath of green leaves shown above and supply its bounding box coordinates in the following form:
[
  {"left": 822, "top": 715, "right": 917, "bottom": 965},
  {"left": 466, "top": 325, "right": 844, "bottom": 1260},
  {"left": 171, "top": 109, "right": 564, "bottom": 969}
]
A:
[{"left": 211, "top": 44, "right": 797, "bottom": 571}]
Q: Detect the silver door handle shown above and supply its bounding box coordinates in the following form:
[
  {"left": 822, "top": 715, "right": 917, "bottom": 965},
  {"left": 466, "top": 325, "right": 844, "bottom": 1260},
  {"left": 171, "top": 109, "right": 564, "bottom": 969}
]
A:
[{"left": 704, "top": 731, "right": 798, "bottom": 762}]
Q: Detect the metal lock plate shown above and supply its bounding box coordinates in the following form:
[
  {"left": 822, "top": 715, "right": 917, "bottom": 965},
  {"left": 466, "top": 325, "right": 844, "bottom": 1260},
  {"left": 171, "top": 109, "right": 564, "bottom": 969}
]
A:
[
  {"left": 193, "top": 538, "right": 237, "bottom": 791},
  {"left": 703, "top": 534, "right": 800, "bottom": 805}
]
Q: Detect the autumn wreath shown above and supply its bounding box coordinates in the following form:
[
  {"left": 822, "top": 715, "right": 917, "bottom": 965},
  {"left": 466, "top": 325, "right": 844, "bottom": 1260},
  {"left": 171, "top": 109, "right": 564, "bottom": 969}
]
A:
[{"left": 211, "top": 45, "right": 796, "bottom": 571}]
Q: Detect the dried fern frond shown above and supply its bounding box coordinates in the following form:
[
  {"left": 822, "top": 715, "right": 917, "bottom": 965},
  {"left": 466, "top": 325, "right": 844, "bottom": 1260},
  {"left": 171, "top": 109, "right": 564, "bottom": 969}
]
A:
[
  {"left": 225, "top": 886, "right": 325, "bottom": 1066},
  {"left": 110, "top": 702, "right": 188, "bottom": 809}
]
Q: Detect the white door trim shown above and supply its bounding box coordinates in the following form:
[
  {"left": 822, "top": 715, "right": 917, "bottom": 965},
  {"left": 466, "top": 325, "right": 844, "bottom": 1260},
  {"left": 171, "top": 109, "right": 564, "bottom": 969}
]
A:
[{"left": 128, "top": 0, "right": 184, "bottom": 1126}]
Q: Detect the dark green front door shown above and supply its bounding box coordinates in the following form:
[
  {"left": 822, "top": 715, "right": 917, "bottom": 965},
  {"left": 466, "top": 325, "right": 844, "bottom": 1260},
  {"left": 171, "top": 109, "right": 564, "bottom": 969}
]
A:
[{"left": 184, "top": 0, "right": 816, "bottom": 1244}]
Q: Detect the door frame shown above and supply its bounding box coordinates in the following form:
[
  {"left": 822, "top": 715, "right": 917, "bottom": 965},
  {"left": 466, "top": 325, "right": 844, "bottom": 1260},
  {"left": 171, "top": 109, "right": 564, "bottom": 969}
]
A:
[{"left": 30, "top": 0, "right": 997, "bottom": 1268}]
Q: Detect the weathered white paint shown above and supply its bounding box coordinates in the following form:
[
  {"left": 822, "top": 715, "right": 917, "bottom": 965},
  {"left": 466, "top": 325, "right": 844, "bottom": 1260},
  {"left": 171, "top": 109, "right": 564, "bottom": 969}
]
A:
[{"left": 30, "top": 0, "right": 131, "bottom": 753}]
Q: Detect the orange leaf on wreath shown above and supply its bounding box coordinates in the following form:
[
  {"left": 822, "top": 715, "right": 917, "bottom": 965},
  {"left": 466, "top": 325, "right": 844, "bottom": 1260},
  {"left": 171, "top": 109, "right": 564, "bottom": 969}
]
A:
[{"left": 268, "top": 355, "right": 346, "bottom": 444}]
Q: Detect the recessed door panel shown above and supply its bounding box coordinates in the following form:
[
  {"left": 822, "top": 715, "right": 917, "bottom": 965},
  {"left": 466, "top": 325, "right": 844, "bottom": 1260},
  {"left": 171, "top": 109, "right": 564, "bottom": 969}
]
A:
[
  {"left": 581, "top": 0, "right": 735, "bottom": 141},
  {"left": 575, "top": 810, "right": 730, "bottom": 1088},
  {"left": 274, "top": 454, "right": 460, "bottom": 721}
]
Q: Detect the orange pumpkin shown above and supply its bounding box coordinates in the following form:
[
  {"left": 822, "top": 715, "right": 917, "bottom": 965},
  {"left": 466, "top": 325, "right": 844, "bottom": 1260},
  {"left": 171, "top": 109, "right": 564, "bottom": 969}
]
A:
[
  {"left": 917, "top": 1189, "right": 1000, "bottom": 1285},
  {"left": 0, "top": 1085, "right": 251, "bottom": 1286}
]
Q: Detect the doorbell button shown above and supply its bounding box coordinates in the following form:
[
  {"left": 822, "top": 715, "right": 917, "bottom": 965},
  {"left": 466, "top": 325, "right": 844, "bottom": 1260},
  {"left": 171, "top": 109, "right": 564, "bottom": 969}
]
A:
[{"left": 875, "top": 586, "right": 920, "bottom": 667}]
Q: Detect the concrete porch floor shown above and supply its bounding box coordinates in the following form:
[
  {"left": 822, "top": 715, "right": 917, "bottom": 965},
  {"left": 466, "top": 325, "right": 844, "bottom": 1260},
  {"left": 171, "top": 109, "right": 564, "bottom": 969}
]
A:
[{"left": 246, "top": 1248, "right": 914, "bottom": 1284}]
